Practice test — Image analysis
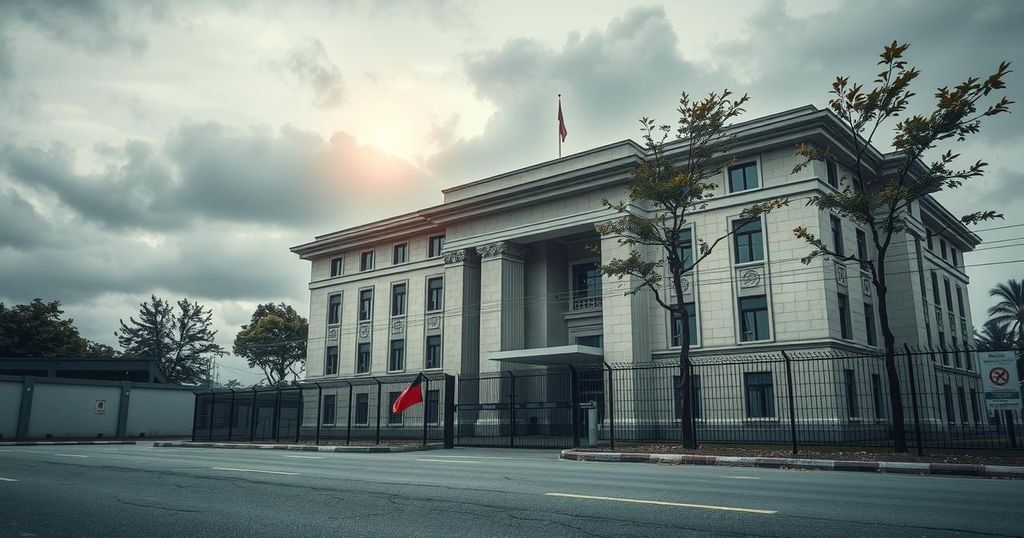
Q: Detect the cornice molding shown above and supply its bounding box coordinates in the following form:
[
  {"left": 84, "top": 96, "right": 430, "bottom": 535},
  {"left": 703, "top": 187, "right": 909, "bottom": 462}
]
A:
[
  {"left": 443, "top": 249, "right": 480, "bottom": 266},
  {"left": 476, "top": 241, "right": 527, "bottom": 260}
]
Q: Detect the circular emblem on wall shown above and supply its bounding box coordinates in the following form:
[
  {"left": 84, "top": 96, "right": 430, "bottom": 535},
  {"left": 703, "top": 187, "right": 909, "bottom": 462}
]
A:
[
  {"left": 358, "top": 324, "right": 370, "bottom": 338},
  {"left": 740, "top": 269, "right": 761, "bottom": 288},
  {"left": 392, "top": 319, "right": 404, "bottom": 333},
  {"left": 427, "top": 315, "right": 441, "bottom": 330},
  {"left": 327, "top": 327, "right": 339, "bottom": 341},
  {"left": 680, "top": 278, "right": 690, "bottom": 293}
]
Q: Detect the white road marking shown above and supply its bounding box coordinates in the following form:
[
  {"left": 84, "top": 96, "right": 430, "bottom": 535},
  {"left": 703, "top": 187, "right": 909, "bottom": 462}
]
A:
[
  {"left": 544, "top": 493, "right": 777, "bottom": 515},
  {"left": 53, "top": 454, "right": 89, "bottom": 458},
  {"left": 724, "top": 476, "right": 760, "bottom": 480},
  {"left": 211, "top": 467, "right": 299, "bottom": 476},
  {"left": 0, "top": 477, "right": 18, "bottom": 482},
  {"left": 417, "top": 458, "right": 482, "bottom": 464},
  {"left": 0, "top": 449, "right": 13, "bottom": 452},
  {"left": 425, "top": 455, "right": 541, "bottom": 461},
  {"left": 281, "top": 455, "right": 323, "bottom": 459}
]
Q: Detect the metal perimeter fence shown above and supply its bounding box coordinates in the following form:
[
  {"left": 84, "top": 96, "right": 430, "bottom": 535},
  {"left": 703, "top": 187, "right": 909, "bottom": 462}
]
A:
[{"left": 192, "top": 346, "right": 1022, "bottom": 454}]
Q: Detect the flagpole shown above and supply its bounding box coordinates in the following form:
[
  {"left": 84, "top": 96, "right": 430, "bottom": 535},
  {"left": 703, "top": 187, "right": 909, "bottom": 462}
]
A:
[{"left": 558, "top": 94, "right": 562, "bottom": 159}]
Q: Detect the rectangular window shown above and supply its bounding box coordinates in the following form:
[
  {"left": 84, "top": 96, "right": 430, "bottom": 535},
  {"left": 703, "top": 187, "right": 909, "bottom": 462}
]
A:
[
  {"left": 426, "top": 277, "right": 444, "bottom": 311},
  {"left": 957, "top": 386, "right": 968, "bottom": 425},
  {"left": 327, "top": 293, "right": 341, "bottom": 325},
  {"left": 388, "top": 391, "right": 403, "bottom": 425},
  {"left": 744, "top": 371, "right": 775, "bottom": 418},
  {"left": 426, "top": 389, "right": 440, "bottom": 424},
  {"left": 670, "top": 303, "right": 698, "bottom": 347},
  {"left": 355, "top": 393, "right": 369, "bottom": 425},
  {"left": 571, "top": 262, "right": 603, "bottom": 299},
  {"left": 324, "top": 346, "right": 338, "bottom": 376},
  {"left": 428, "top": 235, "right": 445, "bottom": 258},
  {"left": 739, "top": 295, "right": 769, "bottom": 342},
  {"left": 392, "top": 243, "right": 409, "bottom": 265},
  {"left": 956, "top": 286, "right": 965, "bottom": 317},
  {"left": 927, "top": 231, "right": 934, "bottom": 250},
  {"left": 359, "top": 288, "right": 373, "bottom": 321},
  {"left": 391, "top": 283, "right": 407, "bottom": 316},
  {"left": 931, "top": 272, "right": 941, "bottom": 305},
  {"left": 425, "top": 335, "right": 442, "bottom": 369},
  {"left": 389, "top": 339, "right": 405, "bottom": 372},
  {"left": 673, "top": 374, "right": 702, "bottom": 420},
  {"left": 831, "top": 215, "right": 844, "bottom": 256},
  {"left": 356, "top": 343, "right": 371, "bottom": 374},
  {"left": 952, "top": 336, "right": 961, "bottom": 368},
  {"left": 321, "top": 394, "right": 336, "bottom": 425},
  {"left": 844, "top": 369, "right": 860, "bottom": 418},
  {"left": 943, "top": 383, "right": 954, "bottom": 424},
  {"left": 838, "top": 293, "right": 851, "bottom": 339},
  {"left": 360, "top": 250, "right": 374, "bottom": 272},
  {"left": 970, "top": 389, "right": 980, "bottom": 423},
  {"left": 728, "top": 161, "right": 759, "bottom": 192},
  {"left": 856, "top": 229, "right": 868, "bottom": 270},
  {"left": 677, "top": 228, "right": 693, "bottom": 271},
  {"left": 826, "top": 159, "right": 838, "bottom": 187},
  {"left": 733, "top": 219, "right": 764, "bottom": 264},
  {"left": 330, "top": 257, "right": 344, "bottom": 277},
  {"left": 944, "top": 280, "right": 953, "bottom": 311},
  {"left": 951, "top": 247, "right": 958, "bottom": 267},
  {"left": 864, "top": 303, "right": 877, "bottom": 346},
  {"left": 939, "top": 331, "right": 948, "bottom": 365},
  {"left": 940, "top": 238, "right": 947, "bottom": 260},
  {"left": 871, "top": 374, "right": 884, "bottom": 420}
]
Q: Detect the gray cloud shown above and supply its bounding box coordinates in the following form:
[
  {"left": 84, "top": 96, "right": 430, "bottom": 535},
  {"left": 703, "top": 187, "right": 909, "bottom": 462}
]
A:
[
  {"left": 0, "top": 0, "right": 146, "bottom": 55},
  {"left": 0, "top": 188, "right": 52, "bottom": 249},
  {"left": 275, "top": 38, "right": 345, "bottom": 108}
]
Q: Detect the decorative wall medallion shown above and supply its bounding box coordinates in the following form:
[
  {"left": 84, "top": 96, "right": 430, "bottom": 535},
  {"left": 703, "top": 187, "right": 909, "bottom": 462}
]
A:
[
  {"left": 475, "top": 241, "right": 527, "bottom": 260},
  {"left": 391, "top": 318, "right": 405, "bottom": 334},
  {"left": 358, "top": 323, "right": 371, "bottom": 339},
  {"left": 427, "top": 315, "right": 442, "bottom": 330},
  {"left": 680, "top": 277, "right": 691, "bottom": 293},
  {"left": 327, "top": 327, "right": 339, "bottom": 341},
  {"left": 835, "top": 263, "right": 847, "bottom": 286},
  {"left": 739, "top": 269, "right": 761, "bottom": 288},
  {"left": 935, "top": 306, "right": 943, "bottom": 328},
  {"left": 862, "top": 277, "right": 872, "bottom": 297}
]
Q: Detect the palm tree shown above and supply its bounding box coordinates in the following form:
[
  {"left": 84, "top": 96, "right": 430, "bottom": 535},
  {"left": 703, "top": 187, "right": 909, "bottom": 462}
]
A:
[
  {"left": 975, "top": 319, "right": 1016, "bottom": 350},
  {"left": 988, "top": 279, "right": 1024, "bottom": 346}
]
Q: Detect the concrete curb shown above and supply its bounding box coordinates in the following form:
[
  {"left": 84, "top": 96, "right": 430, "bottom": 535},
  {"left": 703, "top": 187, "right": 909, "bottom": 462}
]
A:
[
  {"left": 560, "top": 450, "right": 1024, "bottom": 479},
  {"left": 0, "top": 440, "right": 137, "bottom": 446},
  {"left": 153, "top": 441, "right": 441, "bottom": 453}
]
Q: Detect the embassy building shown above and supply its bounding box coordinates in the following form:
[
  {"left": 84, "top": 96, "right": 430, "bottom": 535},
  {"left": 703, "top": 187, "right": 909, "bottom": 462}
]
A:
[{"left": 291, "top": 106, "right": 987, "bottom": 443}]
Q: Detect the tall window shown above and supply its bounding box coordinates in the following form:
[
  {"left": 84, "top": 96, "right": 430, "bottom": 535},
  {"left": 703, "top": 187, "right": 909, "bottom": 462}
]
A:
[
  {"left": 957, "top": 386, "right": 968, "bottom": 425},
  {"left": 871, "top": 374, "right": 885, "bottom": 419},
  {"left": 856, "top": 229, "right": 868, "bottom": 271},
  {"left": 926, "top": 231, "right": 933, "bottom": 250},
  {"left": 938, "top": 330, "right": 948, "bottom": 365},
  {"left": 956, "top": 286, "right": 965, "bottom": 317},
  {"left": 943, "top": 383, "right": 954, "bottom": 424},
  {"left": 864, "top": 303, "right": 877, "bottom": 346},
  {"left": 324, "top": 346, "right": 338, "bottom": 376},
  {"left": 426, "top": 277, "right": 444, "bottom": 311},
  {"left": 970, "top": 389, "right": 980, "bottom": 423},
  {"left": 739, "top": 296, "right": 769, "bottom": 342},
  {"left": 670, "top": 303, "right": 698, "bottom": 347},
  {"left": 733, "top": 219, "right": 764, "bottom": 264},
  {"left": 391, "top": 283, "right": 407, "bottom": 316},
  {"left": 426, "top": 389, "right": 440, "bottom": 424},
  {"left": 428, "top": 235, "right": 445, "bottom": 258},
  {"left": 673, "top": 374, "right": 702, "bottom": 419},
  {"left": 951, "top": 247, "right": 958, "bottom": 267},
  {"left": 838, "top": 293, "right": 851, "bottom": 339},
  {"left": 944, "top": 279, "right": 953, "bottom": 311},
  {"left": 826, "top": 158, "right": 838, "bottom": 187},
  {"left": 844, "top": 369, "right": 860, "bottom": 418},
  {"left": 321, "top": 394, "right": 336, "bottom": 425},
  {"left": 389, "top": 339, "right": 405, "bottom": 372},
  {"left": 677, "top": 228, "right": 693, "bottom": 271},
  {"left": 572, "top": 262, "right": 603, "bottom": 299},
  {"left": 357, "top": 343, "right": 371, "bottom": 374},
  {"left": 931, "top": 272, "right": 941, "bottom": 305},
  {"left": 359, "top": 289, "right": 373, "bottom": 321},
  {"left": 330, "top": 257, "right": 343, "bottom": 277},
  {"left": 939, "top": 238, "right": 947, "bottom": 260},
  {"left": 831, "top": 215, "right": 844, "bottom": 256},
  {"left": 360, "top": 250, "right": 374, "bottom": 271},
  {"left": 355, "top": 393, "right": 369, "bottom": 425},
  {"left": 327, "top": 293, "right": 341, "bottom": 325},
  {"left": 728, "top": 161, "right": 759, "bottom": 192},
  {"left": 425, "top": 335, "right": 442, "bottom": 369},
  {"left": 393, "top": 243, "right": 409, "bottom": 265},
  {"left": 744, "top": 372, "right": 775, "bottom": 418},
  {"left": 388, "top": 391, "right": 403, "bottom": 425}
]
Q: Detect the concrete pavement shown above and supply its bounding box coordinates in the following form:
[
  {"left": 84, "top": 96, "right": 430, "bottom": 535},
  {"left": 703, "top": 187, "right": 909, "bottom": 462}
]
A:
[{"left": 0, "top": 444, "right": 1022, "bottom": 537}]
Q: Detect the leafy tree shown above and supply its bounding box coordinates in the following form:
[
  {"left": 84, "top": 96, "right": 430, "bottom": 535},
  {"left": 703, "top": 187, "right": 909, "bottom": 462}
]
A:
[
  {"left": 0, "top": 299, "right": 116, "bottom": 357},
  {"left": 222, "top": 379, "right": 245, "bottom": 389},
  {"left": 233, "top": 302, "right": 308, "bottom": 385},
  {"left": 117, "top": 296, "right": 226, "bottom": 384},
  {"left": 975, "top": 319, "right": 1016, "bottom": 351},
  {"left": 791, "top": 42, "right": 1012, "bottom": 452},
  {"left": 598, "top": 91, "right": 788, "bottom": 449},
  {"left": 987, "top": 279, "right": 1024, "bottom": 345}
]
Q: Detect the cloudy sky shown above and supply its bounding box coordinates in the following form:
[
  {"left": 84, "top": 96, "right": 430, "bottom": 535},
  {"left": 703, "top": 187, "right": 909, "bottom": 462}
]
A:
[{"left": 1, "top": 0, "right": 1022, "bottom": 384}]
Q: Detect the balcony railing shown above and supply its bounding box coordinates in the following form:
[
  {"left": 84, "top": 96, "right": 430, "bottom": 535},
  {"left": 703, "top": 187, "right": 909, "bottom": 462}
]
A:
[{"left": 571, "top": 295, "right": 603, "bottom": 312}]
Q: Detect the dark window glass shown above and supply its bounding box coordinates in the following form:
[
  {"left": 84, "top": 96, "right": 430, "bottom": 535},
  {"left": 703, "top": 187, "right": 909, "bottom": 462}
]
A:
[
  {"left": 728, "top": 162, "right": 759, "bottom": 192},
  {"left": 856, "top": 229, "right": 868, "bottom": 270},
  {"left": 944, "top": 280, "right": 953, "bottom": 311},
  {"left": 426, "top": 389, "right": 440, "bottom": 424},
  {"left": 744, "top": 372, "right": 775, "bottom": 418},
  {"left": 956, "top": 287, "right": 965, "bottom": 317},
  {"left": 951, "top": 247, "right": 958, "bottom": 267},
  {"left": 826, "top": 159, "right": 838, "bottom": 187},
  {"left": 327, "top": 293, "right": 341, "bottom": 325},
  {"left": 670, "top": 303, "right": 698, "bottom": 347},
  {"left": 831, "top": 215, "right": 844, "bottom": 256},
  {"left": 864, "top": 303, "right": 877, "bottom": 346},
  {"left": 330, "top": 257, "right": 343, "bottom": 277},
  {"left": 355, "top": 393, "right": 369, "bottom": 425},
  {"left": 838, "top": 293, "right": 851, "bottom": 339},
  {"left": 939, "top": 331, "right": 948, "bottom": 365},
  {"left": 359, "top": 289, "right": 373, "bottom": 321},
  {"left": 940, "top": 239, "right": 947, "bottom": 260},
  {"left": 739, "top": 295, "right": 769, "bottom": 342},
  {"left": 325, "top": 346, "right": 338, "bottom": 376},
  {"left": 677, "top": 228, "right": 693, "bottom": 271},
  {"left": 572, "top": 262, "right": 603, "bottom": 299},
  {"left": 844, "top": 369, "right": 859, "bottom": 418},
  {"left": 388, "top": 391, "right": 403, "bottom": 424},
  {"left": 952, "top": 336, "right": 961, "bottom": 368},
  {"left": 322, "top": 394, "right": 336, "bottom": 425},
  {"left": 957, "top": 386, "right": 968, "bottom": 425},
  {"left": 391, "top": 283, "right": 407, "bottom": 316},
  {"left": 428, "top": 235, "right": 445, "bottom": 258},
  {"left": 871, "top": 374, "right": 884, "bottom": 419},
  {"left": 357, "top": 343, "right": 371, "bottom": 374},
  {"left": 926, "top": 232, "right": 933, "bottom": 250},
  {"left": 360, "top": 251, "right": 374, "bottom": 271},
  {"left": 943, "top": 384, "right": 954, "bottom": 424},
  {"left": 970, "top": 389, "right": 979, "bottom": 423},
  {"left": 393, "top": 243, "right": 408, "bottom": 265},
  {"left": 733, "top": 219, "right": 764, "bottom": 264},
  {"left": 426, "top": 277, "right": 444, "bottom": 311},
  {"left": 425, "top": 335, "right": 442, "bottom": 369},
  {"left": 673, "top": 374, "right": 702, "bottom": 420},
  {"left": 931, "top": 272, "right": 941, "bottom": 305},
  {"left": 389, "top": 340, "right": 405, "bottom": 372}
]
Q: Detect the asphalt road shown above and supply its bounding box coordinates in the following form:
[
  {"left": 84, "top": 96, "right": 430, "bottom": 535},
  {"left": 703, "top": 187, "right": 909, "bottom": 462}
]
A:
[{"left": 0, "top": 444, "right": 1022, "bottom": 537}]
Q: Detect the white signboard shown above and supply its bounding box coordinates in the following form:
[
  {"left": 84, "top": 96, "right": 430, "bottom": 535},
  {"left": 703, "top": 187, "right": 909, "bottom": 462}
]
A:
[
  {"left": 95, "top": 400, "right": 107, "bottom": 415},
  {"left": 979, "top": 351, "right": 1021, "bottom": 412}
]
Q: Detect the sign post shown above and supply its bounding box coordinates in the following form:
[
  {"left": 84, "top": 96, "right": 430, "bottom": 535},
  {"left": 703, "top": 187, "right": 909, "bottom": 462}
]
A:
[{"left": 979, "top": 351, "right": 1021, "bottom": 447}]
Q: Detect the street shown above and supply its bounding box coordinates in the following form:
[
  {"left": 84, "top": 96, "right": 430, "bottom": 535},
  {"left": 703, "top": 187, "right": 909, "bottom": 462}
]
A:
[{"left": 0, "top": 444, "right": 1022, "bottom": 537}]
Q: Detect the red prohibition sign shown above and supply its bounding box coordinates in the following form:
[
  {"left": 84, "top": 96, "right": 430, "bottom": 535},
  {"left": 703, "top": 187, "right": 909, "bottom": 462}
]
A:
[{"left": 990, "top": 367, "right": 1010, "bottom": 386}]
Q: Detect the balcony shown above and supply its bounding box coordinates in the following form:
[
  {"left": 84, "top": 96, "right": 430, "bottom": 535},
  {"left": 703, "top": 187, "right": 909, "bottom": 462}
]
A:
[{"left": 571, "top": 295, "right": 603, "bottom": 312}]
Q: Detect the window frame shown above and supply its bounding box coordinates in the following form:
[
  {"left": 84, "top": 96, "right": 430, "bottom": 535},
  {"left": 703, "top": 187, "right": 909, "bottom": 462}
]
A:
[
  {"left": 359, "top": 250, "right": 375, "bottom": 272},
  {"left": 425, "top": 276, "right": 444, "bottom": 312},
  {"left": 354, "top": 393, "right": 369, "bottom": 426},
  {"left": 324, "top": 345, "right": 339, "bottom": 376},
  {"left": 855, "top": 228, "right": 869, "bottom": 272},
  {"left": 392, "top": 243, "right": 409, "bottom": 265},
  {"left": 738, "top": 295, "right": 770, "bottom": 343},
  {"left": 830, "top": 215, "right": 844, "bottom": 257},
  {"left": 426, "top": 389, "right": 440, "bottom": 425},
  {"left": 329, "top": 257, "right": 344, "bottom": 277},
  {"left": 727, "top": 161, "right": 760, "bottom": 193},
  {"left": 327, "top": 293, "right": 341, "bottom": 325},
  {"left": 391, "top": 281, "right": 407, "bottom": 317},
  {"left": 844, "top": 369, "right": 860, "bottom": 419},
  {"left": 428, "top": 235, "right": 445, "bottom": 258},
  {"left": 425, "top": 334, "right": 443, "bottom": 370},
  {"left": 838, "top": 292, "right": 851, "bottom": 340},
  {"left": 864, "top": 302, "right": 877, "bottom": 347},
  {"left": 358, "top": 287, "right": 374, "bottom": 322},
  {"left": 388, "top": 339, "right": 406, "bottom": 373},
  {"left": 321, "top": 394, "right": 337, "bottom": 426},
  {"left": 670, "top": 303, "right": 699, "bottom": 348},
  {"left": 732, "top": 218, "right": 765, "bottom": 265},
  {"left": 356, "top": 342, "right": 372, "bottom": 375},
  {"left": 744, "top": 371, "right": 775, "bottom": 419},
  {"left": 826, "top": 158, "right": 838, "bottom": 187}
]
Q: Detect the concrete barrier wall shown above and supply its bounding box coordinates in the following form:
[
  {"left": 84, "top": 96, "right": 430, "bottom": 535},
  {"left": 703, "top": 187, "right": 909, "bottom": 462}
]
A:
[
  {"left": 126, "top": 387, "right": 194, "bottom": 437},
  {"left": 0, "top": 381, "right": 21, "bottom": 439},
  {"left": 29, "top": 383, "right": 121, "bottom": 439}
]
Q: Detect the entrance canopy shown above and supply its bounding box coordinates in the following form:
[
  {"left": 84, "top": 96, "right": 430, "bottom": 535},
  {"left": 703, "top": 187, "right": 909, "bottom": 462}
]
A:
[{"left": 485, "top": 345, "right": 604, "bottom": 366}]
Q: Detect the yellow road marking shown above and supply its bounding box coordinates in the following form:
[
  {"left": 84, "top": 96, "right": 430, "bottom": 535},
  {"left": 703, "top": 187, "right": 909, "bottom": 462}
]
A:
[{"left": 544, "top": 493, "right": 777, "bottom": 515}]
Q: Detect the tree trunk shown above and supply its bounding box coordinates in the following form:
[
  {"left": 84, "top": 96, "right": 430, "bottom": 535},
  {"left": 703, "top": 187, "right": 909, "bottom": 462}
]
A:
[
  {"left": 678, "top": 306, "right": 697, "bottom": 449},
  {"left": 875, "top": 277, "right": 909, "bottom": 453}
]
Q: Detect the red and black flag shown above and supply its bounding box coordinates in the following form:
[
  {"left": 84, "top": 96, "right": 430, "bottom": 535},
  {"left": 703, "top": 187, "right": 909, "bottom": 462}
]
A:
[{"left": 391, "top": 373, "right": 425, "bottom": 414}]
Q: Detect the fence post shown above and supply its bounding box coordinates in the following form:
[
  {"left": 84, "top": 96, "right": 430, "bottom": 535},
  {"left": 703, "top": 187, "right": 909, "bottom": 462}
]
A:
[
  {"left": 295, "top": 387, "right": 303, "bottom": 444},
  {"left": 374, "top": 378, "right": 382, "bottom": 446},
  {"left": 443, "top": 374, "right": 455, "bottom": 449},
  {"left": 190, "top": 392, "right": 200, "bottom": 442},
  {"left": 1007, "top": 410, "right": 1018, "bottom": 448},
  {"left": 208, "top": 391, "right": 216, "bottom": 441},
  {"left": 422, "top": 377, "right": 430, "bottom": 447},
  {"left": 903, "top": 344, "right": 925, "bottom": 457},
  {"left": 605, "top": 363, "right": 615, "bottom": 450},
  {"left": 315, "top": 383, "right": 323, "bottom": 446},
  {"left": 345, "top": 380, "right": 353, "bottom": 445},
  {"left": 508, "top": 371, "right": 516, "bottom": 448},
  {"left": 569, "top": 365, "right": 580, "bottom": 448},
  {"left": 249, "top": 388, "right": 257, "bottom": 442},
  {"left": 227, "top": 389, "right": 236, "bottom": 442},
  {"left": 781, "top": 351, "right": 798, "bottom": 455},
  {"left": 272, "top": 387, "right": 281, "bottom": 443}
]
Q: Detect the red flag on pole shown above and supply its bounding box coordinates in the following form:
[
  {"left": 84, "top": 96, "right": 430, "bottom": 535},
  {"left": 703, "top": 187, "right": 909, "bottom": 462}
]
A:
[
  {"left": 391, "top": 373, "right": 425, "bottom": 414},
  {"left": 558, "top": 97, "right": 568, "bottom": 142}
]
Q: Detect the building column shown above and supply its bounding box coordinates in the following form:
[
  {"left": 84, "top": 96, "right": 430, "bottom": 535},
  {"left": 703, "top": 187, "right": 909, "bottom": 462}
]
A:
[
  {"left": 443, "top": 249, "right": 481, "bottom": 377},
  {"left": 477, "top": 241, "right": 527, "bottom": 373},
  {"left": 599, "top": 233, "right": 651, "bottom": 364}
]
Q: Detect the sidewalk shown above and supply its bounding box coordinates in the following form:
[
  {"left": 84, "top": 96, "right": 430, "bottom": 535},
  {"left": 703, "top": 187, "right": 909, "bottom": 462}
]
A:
[
  {"left": 0, "top": 440, "right": 137, "bottom": 446},
  {"left": 154, "top": 441, "right": 441, "bottom": 453},
  {"left": 560, "top": 449, "right": 1024, "bottom": 479}
]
